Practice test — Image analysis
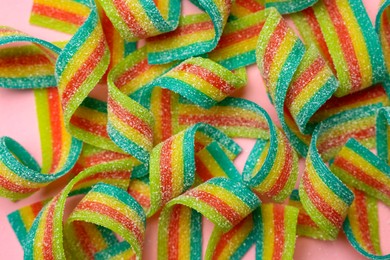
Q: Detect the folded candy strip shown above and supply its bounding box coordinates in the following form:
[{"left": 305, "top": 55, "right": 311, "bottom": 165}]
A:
[{"left": 1, "top": 0, "right": 390, "bottom": 259}]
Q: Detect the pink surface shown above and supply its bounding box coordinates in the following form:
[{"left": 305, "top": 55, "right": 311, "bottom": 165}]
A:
[{"left": 0, "top": 0, "right": 389, "bottom": 259}]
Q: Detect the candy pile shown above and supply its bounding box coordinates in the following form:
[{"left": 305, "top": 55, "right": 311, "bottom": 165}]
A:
[{"left": 0, "top": 0, "right": 389, "bottom": 259}]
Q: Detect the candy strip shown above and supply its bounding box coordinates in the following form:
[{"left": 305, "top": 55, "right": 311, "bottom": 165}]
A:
[
  {"left": 289, "top": 190, "right": 333, "bottom": 240},
  {"left": 158, "top": 205, "right": 202, "bottom": 260},
  {"left": 0, "top": 26, "right": 60, "bottom": 89},
  {"left": 265, "top": 0, "right": 318, "bottom": 14},
  {"left": 0, "top": 88, "right": 81, "bottom": 201},
  {"left": 148, "top": 123, "right": 241, "bottom": 216},
  {"left": 376, "top": 0, "right": 390, "bottom": 94},
  {"left": 22, "top": 161, "right": 136, "bottom": 259},
  {"left": 229, "top": 0, "right": 265, "bottom": 20},
  {"left": 94, "top": 241, "right": 136, "bottom": 260},
  {"left": 376, "top": 107, "right": 390, "bottom": 163},
  {"left": 145, "top": 0, "right": 232, "bottom": 64},
  {"left": 158, "top": 177, "right": 260, "bottom": 259},
  {"left": 29, "top": 0, "right": 90, "bottom": 34},
  {"left": 330, "top": 138, "right": 390, "bottom": 206},
  {"left": 255, "top": 204, "right": 299, "bottom": 260},
  {"left": 7, "top": 199, "right": 50, "bottom": 245},
  {"left": 343, "top": 189, "right": 382, "bottom": 257},
  {"left": 66, "top": 183, "right": 146, "bottom": 258},
  {"left": 205, "top": 213, "right": 257, "bottom": 259},
  {"left": 291, "top": 0, "right": 386, "bottom": 97}
]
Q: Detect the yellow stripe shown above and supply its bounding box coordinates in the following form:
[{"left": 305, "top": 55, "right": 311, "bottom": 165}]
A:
[
  {"left": 196, "top": 184, "right": 251, "bottom": 217},
  {"left": 208, "top": 36, "right": 258, "bottom": 61},
  {"left": 126, "top": 1, "right": 160, "bottom": 36},
  {"left": 33, "top": 0, "right": 90, "bottom": 17},
  {"left": 337, "top": 0, "right": 372, "bottom": 88},
  {"left": 290, "top": 67, "right": 333, "bottom": 115},
  {"left": 196, "top": 148, "right": 226, "bottom": 178},
  {"left": 219, "top": 218, "right": 253, "bottom": 259},
  {"left": 268, "top": 33, "right": 297, "bottom": 99},
  {"left": 147, "top": 29, "right": 215, "bottom": 52},
  {"left": 262, "top": 204, "right": 275, "bottom": 260},
  {"left": 19, "top": 206, "right": 36, "bottom": 231},
  {"left": 337, "top": 148, "right": 390, "bottom": 187},
  {"left": 307, "top": 159, "right": 348, "bottom": 214},
  {"left": 171, "top": 133, "right": 185, "bottom": 196},
  {"left": 178, "top": 207, "right": 191, "bottom": 259},
  {"left": 0, "top": 64, "right": 53, "bottom": 77}
]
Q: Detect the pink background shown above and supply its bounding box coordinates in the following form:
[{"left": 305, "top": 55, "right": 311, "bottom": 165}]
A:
[{"left": 0, "top": 0, "right": 389, "bottom": 259}]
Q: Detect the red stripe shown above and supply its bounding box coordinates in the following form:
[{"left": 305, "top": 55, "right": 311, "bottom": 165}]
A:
[
  {"left": 61, "top": 37, "right": 106, "bottom": 107},
  {"left": 302, "top": 170, "right": 344, "bottom": 228},
  {"left": 333, "top": 156, "right": 390, "bottom": 198},
  {"left": 160, "top": 89, "right": 173, "bottom": 142},
  {"left": 176, "top": 63, "right": 236, "bottom": 95},
  {"left": 302, "top": 8, "right": 335, "bottom": 72},
  {"left": 48, "top": 89, "right": 63, "bottom": 173},
  {"left": 127, "top": 190, "right": 151, "bottom": 209},
  {"left": 195, "top": 155, "right": 215, "bottom": 182},
  {"left": 73, "top": 222, "right": 96, "bottom": 258},
  {"left": 297, "top": 213, "right": 318, "bottom": 228},
  {"left": 30, "top": 201, "right": 45, "bottom": 216},
  {"left": 317, "top": 127, "right": 375, "bottom": 154},
  {"left": 316, "top": 85, "right": 386, "bottom": 112},
  {"left": 76, "top": 171, "right": 131, "bottom": 186},
  {"left": 77, "top": 200, "right": 144, "bottom": 244},
  {"left": 382, "top": 11, "right": 390, "bottom": 45},
  {"left": 32, "top": 4, "right": 86, "bottom": 26},
  {"left": 186, "top": 189, "right": 241, "bottom": 225},
  {"left": 112, "top": 0, "right": 148, "bottom": 38},
  {"left": 43, "top": 196, "right": 60, "bottom": 260},
  {"left": 146, "top": 21, "right": 214, "bottom": 43},
  {"left": 285, "top": 57, "right": 326, "bottom": 108},
  {"left": 212, "top": 216, "right": 252, "bottom": 259},
  {"left": 179, "top": 114, "right": 268, "bottom": 129},
  {"left": 70, "top": 115, "right": 109, "bottom": 138},
  {"left": 263, "top": 19, "right": 288, "bottom": 80},
  {"left": 353, "top": 190, "right": 376, "bottom": 254},
  {"left": 84, "top": 151, "right": 130, "bottom": 167},
  {"left": 234, "top": 0, "right": 264, "bottom": 12},
  {"left": 160, "top": 138, "right": 173, "bottom": 204},
  {"left": 114, "top": 58, "right": 150, "bottom": 89},
  {"left": 262, "top": 138, "right": 293, "bottom": 198},
  {"left": 0, "top": 175, "right": 38, "bottom": 193},
  {"left": 323, "top": 0, "right": 362, "bottom": 91},
  {"left": 108, "top": 97, "right": 153, "bottom": 141},
  {"left": 168, "top": 205, "right": 181, "bottom": 260},
  {"left": 214, "top": 23, "right": 264, "bottom": 50},
  {"left": 0, "top": 54, "right": 50, "bottom": 67},
  {"left": 273, "top": 205, "right": 285, "bottom": 260}
]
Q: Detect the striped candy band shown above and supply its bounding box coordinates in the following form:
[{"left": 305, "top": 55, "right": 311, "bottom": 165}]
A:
[
  {"left": 148, "top": 123, "right": 241, "bottom": 216},
  {"left": 376, "top": 107, "right": 390, "bottom": 164},
  {"left": 0, "top": 88, "right": 81, "bottom": 201},
  {"left": 206, "top": 213, "right": 257, "bottom": 259},
  {"left": 158, "top": 177, "right": 260, "bottom": 258},
  {"left": 291, "top": 0, "right": 386, "bottom": 97},
  {"left": 66, "top": 183, "right": 146, "bottom": 258},
  {"left": 30, "top": 0, "right": 90, "bottom": 34},
  {"left": 158, "top": 205, "right": 202, "bottom": 260},
  {"left": 376, "top": 0, "right": 390, "bottom": 94},
  {"left": 7, "top": 199, "right": 50, "bottom": 245},
  {"left": 0, "top": 26, "right": 60, "bottom": 89},
  {"left": 145, "top": 0, "right": 232, "bottom": 64},
  {"left": 343, "top": 189, "right": 383, "bottom": 258},
  {"left": 265, "top": 0, "right": 318, "bottom": 14},
  {"left": 22, "top": 161, "right": 136, "bottom": 259},
  {"left": 289, "top": 190, "right": 333, "bottom": 240},
  {"left": 256, "top": 203, "right": 299, "bottom": 260},
  {"left": 94, "top": 241, "right": 137, "bottom": 260},
  {"left": 229, "top": 0, "right": 265, "bottom": 20},
  {"left": 96, "top": 0, "right": 181, "bottom": 41},
  {"left": 330, "top": 138, "right": 390, "bottom": 206}
]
